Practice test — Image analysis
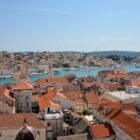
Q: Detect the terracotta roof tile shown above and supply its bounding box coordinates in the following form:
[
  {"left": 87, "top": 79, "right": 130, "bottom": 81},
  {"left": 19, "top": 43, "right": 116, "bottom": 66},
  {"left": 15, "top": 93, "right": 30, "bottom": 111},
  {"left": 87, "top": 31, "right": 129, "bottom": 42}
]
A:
[
  {"left": 37, "top": 77, "right": 68, "bottom": 84},
  {"left": 3, "top": 89, "right": 15, "bottom": 101},
  {"left": 0, "top": 85, "right": 6, "bottom": 96},
  {"left": 12, "top": 81, "right": 33, "bottom": 91},
  {"left": 113, "top": 69, "right": 128, "bottom": 75},
  {"left": 75, "top": 98, "right": 87, "bottom": 106},
  {"left": 85, "top": 92, "right": 98, "bottom": 104},
  {"left": 0, "top": 113, "right": 45, "bottom": 129},
  {"left": 112, "top": 112, "right": 140, "bottom": 140},
  {"left": 39, "top": 94, "right": 60, "bottom": 110},
  {"left": 83, "top": 82, "right": 93, "bottom": 88},
  {"left": 65, "top": 92, "right": 83, "bottom": 101},
  {"left": 90, "top": 124, "right": 114, "bottom": 138},
  {"left": 45, "top": 92, "right": 67, "bottom": 100},
  {"left": 131, "top": 80, "right": 140, "bottom": 87}
]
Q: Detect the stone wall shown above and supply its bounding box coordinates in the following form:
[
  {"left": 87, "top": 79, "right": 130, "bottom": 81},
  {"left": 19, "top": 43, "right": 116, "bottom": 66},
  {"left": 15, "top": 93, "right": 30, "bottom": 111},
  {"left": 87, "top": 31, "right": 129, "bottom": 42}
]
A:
[
  {"left": 14, "top": 90, "right": 32, "bottom": 113},
  {"left": 0, "top": 128, "right": 46, "bottom": 140}
]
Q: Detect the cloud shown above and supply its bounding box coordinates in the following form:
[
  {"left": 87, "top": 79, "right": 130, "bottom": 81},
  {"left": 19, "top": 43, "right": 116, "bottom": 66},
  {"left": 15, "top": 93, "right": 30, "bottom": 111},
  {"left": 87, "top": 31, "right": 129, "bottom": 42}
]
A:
[{"left": 6, "top": 6, "right": 68, "bottom": 15}]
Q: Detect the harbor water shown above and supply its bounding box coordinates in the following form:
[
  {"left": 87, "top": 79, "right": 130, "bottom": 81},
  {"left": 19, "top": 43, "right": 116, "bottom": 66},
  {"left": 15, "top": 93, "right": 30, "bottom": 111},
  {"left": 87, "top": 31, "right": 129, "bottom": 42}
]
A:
[{"left": 0, "top": 65, "right": 140, "bottom": 85}]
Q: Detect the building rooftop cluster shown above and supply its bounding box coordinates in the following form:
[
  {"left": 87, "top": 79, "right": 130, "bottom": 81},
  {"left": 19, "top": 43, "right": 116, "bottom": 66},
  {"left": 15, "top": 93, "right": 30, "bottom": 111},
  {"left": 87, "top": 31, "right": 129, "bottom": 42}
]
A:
[
  {"left": 0, "top": 51, "right": 122, "bottom": 78},
  {"left": 0, "top": 59, "right": 140, "bottom": 139}
]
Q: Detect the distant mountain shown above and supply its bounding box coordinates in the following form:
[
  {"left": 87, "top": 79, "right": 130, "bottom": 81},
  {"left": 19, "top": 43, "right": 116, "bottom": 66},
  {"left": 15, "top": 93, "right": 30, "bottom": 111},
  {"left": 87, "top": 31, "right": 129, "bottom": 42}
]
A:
[
  {"left": 2, "top": 50, "right": 140, "bottom": 58},
  {"left": 87, "top": 51, "right": 140, "bottom": 57}
]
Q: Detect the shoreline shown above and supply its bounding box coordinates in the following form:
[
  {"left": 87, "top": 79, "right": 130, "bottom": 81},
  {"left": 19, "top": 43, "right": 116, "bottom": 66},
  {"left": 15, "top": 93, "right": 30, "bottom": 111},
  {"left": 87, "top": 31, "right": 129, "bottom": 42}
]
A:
[{"left": 0, "top": 64, "right": 139, "bottom": 85}]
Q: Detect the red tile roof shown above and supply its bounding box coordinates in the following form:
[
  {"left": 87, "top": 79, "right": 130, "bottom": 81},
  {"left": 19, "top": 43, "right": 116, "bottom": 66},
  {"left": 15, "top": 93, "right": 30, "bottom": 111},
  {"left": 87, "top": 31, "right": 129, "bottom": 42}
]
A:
[
  {"left": 83, "top": 82, "right": 93, "bottom": 88},
  {"left": 104, "top": 82, "right": 121, "bottom": 91},
  {"left": 12, "top": 81, "right": 33, "bottom": 91},
  {"left": 90, "top": 92, "right": 140, "bottom": 139},
  {"left": 0, "top": 113, "right": 45, "bottom": 129},
  {"left": 37, "top": 77, "right": 68, "bottom": 84},
  {"left": 112, "top": 112, "right": 140, "bottom": 140},
  {"left": 75, "top": 98, "right": 87, "bottom": 106},
  {"left": 131, "top": 80, "right": 140, "bottom": 87},
  {"left": 113, "top": 69, "right": 128, "bottom": 75},
  {"left": 65, "top": 92, "right": 83, "bottom": 101},
  {"left": 0, "top": 85, "right": 6, "bottom": 96},
  {"left": 90, "top": 124, "right": 114, "bottom": 138},
  {"left": 45, "top": 92, "right": 67, "bottom": 100},
  {"left": 3, "top": 89, "right": 15, "bottom": 101},
  {"left": 39, "top": 94, "right": 60, "bottom": 110},
  {"left": 106, "top": 73, "right": 129, "bottom": 80},
  {"left": 32, "top": 95, "right": 40, "bottom": 102},
  {"left": 85, "top": 92, "right": 99, "bottom": 104},
  {"left": 124, "top": 102, "right": 137, "bottom": 113},
  {"left": 18, "top": 63, "right": 29, "bottom": 67}
]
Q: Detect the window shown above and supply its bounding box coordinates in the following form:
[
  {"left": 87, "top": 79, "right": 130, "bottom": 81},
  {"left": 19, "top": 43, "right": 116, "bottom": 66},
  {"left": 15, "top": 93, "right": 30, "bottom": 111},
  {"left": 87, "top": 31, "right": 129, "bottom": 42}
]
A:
[
  {"left": 47, "top": 122, "right": 51, "bottom": 127},
  {"left": 37, "top": 131, "right": 40, "bottom": 135},
  {"left": 48, "top": 107, "right": 50, "bottom": 113},
  {"left": 27, "top": 103, "right": 29, "bottom": 107},
  {"left": 18, "top": 103, "right": 22, "bottom": 108},
  {"left": 26, "top": 96, "right": 29, "bottom": 99}
]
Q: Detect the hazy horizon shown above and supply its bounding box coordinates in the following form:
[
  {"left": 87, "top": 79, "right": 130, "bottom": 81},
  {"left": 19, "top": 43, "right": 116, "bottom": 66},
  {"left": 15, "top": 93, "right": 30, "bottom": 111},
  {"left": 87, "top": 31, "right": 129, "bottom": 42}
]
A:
[{"left": 0, "top": 0, "right": 140, "bottom": 52}]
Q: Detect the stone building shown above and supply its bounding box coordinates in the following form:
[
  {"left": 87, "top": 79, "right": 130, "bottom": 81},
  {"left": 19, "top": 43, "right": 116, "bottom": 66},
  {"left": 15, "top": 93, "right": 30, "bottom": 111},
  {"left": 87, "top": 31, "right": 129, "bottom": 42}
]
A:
[
  {"left": 12, "top": 81, "right": 33, "bottom": 113},
  {"left": 13, "top": 71, "right": 29, "bottom": 83},
  {"left": 44, "top": 113, "right": 63, "bottom": 140},
  {"left": 0, "top": 113, "right": 46, "bottom": 140},
  {"left": 92, "top": 99, "right": 140, "bottom": 140}
]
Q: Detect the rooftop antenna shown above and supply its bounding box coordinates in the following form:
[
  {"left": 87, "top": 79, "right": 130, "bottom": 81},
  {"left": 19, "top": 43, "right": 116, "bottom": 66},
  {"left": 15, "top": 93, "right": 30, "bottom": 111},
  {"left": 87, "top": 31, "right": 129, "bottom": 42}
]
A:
[{"left": 23, "top": 118, "right": 27, "bottom": 126}]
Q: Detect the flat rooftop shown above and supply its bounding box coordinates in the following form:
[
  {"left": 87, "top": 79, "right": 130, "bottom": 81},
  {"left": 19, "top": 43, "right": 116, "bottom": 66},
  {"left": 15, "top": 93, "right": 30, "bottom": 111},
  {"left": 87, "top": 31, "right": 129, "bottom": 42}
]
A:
[{"left": 105, "top": 91, "right": 140, "bottom": 101}]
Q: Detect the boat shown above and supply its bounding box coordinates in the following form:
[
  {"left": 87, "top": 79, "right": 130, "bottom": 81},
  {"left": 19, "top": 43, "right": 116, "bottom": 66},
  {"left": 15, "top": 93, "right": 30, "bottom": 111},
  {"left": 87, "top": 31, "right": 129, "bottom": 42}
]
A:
[
  {"left": 5, "top": 75, "right": 12, "bottom": 78},
  {"left": 0, "top": 76, "right": 6, "bottom": 79},
  {"left": 53, "top": 68, "right": 64, "bottom": 72},
  {"left": 53, "top": 69, "right": 60, "bottom": 74},
  {"left": 44, "top": 70, "right": 48, "bottom": 74},
  {"left": 71, "top": 67, "right": 78, "bottom": 71},
  {"left": 29, "top": 69, "right": 48, "bottom": 76},
  {"left": 0, "top": 75, "right": 12, "bottom": 79},
  {"left": 29, "top": 72, "right": 45, "bottom": 76},
  {"left": 135, "top": 64, "right": 140, "bottom": 68}
]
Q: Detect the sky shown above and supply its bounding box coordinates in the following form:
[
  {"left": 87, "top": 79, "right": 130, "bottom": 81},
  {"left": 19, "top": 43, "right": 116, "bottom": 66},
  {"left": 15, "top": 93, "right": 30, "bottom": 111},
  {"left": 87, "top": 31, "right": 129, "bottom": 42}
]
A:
[{"left": 0, "top": 0, "right": 140, "bottom": 52}]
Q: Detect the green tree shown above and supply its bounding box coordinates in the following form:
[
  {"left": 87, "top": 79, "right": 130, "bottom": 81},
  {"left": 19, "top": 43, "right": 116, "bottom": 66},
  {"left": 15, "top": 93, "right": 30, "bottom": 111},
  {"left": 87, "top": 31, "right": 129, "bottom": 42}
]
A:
[{"left": 62, "top": 63, "right": 70, "bottom": 68}]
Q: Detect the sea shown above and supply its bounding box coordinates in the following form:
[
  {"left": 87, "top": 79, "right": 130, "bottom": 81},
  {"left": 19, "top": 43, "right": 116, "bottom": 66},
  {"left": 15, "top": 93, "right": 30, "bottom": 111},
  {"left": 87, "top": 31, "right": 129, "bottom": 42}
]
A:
[{"left": 0, "top": 64, "right": 140, "bottom": 85}]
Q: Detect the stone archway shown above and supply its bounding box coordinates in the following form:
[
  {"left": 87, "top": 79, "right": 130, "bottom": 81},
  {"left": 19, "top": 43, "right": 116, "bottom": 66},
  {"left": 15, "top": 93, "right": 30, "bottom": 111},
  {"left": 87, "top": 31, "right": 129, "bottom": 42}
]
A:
[{"left": 15, "top": 127, "right": 35, "bottom": 140}]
